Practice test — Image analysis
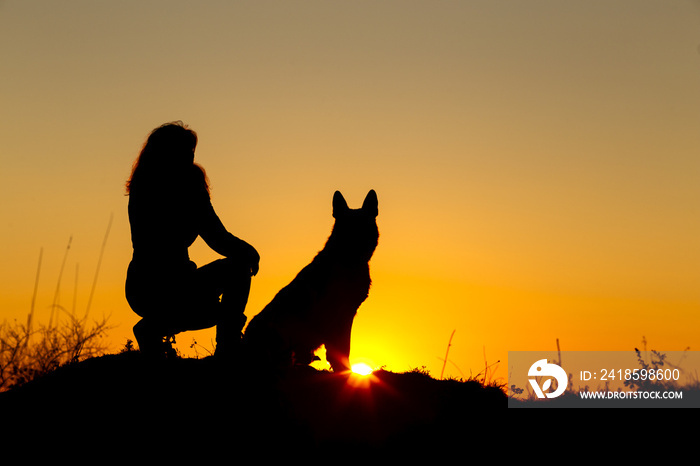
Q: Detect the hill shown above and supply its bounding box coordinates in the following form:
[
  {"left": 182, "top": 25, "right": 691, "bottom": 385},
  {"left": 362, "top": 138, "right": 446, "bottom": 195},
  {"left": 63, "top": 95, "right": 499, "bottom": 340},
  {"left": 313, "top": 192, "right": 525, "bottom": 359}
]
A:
[{"left": 1, "top": 351, "right": 505, "bottom": 451}]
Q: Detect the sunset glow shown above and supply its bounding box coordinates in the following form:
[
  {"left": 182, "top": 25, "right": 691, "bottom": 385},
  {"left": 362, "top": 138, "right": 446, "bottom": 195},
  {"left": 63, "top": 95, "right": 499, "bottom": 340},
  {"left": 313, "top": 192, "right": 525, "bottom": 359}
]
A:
[{"left": 1, "top": 1, "right": 698, "bottom": 386}]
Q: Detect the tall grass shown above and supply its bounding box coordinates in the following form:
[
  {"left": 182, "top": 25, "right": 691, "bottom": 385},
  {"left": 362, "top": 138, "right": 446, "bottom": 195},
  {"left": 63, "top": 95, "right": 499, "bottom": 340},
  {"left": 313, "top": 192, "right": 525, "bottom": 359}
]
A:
[
  {"left": 437, "top": 329, "right": 502, "bottom": 388},
  {"left": 0, "top": 313, "right": 111, "bottom": 391},
  {"left": 1, "top": 217, "right": 114, "bottom": 392}
]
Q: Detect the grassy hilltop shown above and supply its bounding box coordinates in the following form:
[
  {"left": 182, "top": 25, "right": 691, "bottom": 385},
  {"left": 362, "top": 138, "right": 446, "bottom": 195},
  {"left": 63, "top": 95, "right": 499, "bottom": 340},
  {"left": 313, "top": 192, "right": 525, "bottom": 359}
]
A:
[{"left": 1, "top": 348, "right": 506, "bottom": 450}]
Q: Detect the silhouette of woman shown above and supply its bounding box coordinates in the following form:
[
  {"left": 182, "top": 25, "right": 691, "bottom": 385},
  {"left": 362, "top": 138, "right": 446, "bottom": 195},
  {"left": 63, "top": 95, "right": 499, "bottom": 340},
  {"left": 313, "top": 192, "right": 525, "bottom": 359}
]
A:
[{"left": 125, "top": 122, "right": 259, "bottom": 359}]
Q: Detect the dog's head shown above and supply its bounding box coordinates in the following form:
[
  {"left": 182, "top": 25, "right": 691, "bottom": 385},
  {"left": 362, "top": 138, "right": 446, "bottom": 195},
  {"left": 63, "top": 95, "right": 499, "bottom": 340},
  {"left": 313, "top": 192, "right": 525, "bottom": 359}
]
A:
[{"left": 329, "top": 190, "right": 379, "bottom": 259}]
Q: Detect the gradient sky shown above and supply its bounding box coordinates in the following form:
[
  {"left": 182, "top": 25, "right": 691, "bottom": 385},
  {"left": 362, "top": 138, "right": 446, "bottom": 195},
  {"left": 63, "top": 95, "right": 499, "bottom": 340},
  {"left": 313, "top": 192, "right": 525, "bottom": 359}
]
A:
[{"left": 1, "top": 1, "right": 699, "bottom": 383}]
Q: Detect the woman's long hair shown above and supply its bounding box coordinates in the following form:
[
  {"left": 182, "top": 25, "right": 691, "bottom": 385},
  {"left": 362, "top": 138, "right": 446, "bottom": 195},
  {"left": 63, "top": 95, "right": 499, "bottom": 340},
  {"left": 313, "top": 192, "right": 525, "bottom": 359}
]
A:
[{"left": 126, "top": 121, "right": 209, "bottom": 195}]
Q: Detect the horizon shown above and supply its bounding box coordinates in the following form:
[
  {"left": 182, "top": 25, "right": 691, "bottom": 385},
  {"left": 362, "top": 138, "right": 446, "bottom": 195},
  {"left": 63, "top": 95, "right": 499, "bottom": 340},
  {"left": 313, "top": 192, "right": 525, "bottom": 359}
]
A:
[{"left": 1, "top": 1, "right": 699, "bottom": 385}]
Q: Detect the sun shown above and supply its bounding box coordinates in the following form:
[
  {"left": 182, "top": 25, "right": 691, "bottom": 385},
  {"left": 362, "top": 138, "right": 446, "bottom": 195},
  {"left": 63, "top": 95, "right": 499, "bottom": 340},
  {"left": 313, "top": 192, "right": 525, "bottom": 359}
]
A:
[{"left": 351, "top": 362, "right": 374, "bottom": 376}]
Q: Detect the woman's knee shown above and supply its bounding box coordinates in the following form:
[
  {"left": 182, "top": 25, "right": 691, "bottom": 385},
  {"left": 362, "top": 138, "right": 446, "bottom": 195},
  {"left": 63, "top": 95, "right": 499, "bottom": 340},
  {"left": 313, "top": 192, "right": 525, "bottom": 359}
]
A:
[{"left": 201, "top": 258, "right": 252, "bottom": 284}]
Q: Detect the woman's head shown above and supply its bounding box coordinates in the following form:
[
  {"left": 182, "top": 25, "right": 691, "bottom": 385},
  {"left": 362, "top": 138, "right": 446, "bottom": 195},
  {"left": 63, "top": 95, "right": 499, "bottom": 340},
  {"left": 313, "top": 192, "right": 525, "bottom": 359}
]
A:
[{"left": 126, "top": 121, "right": 208, "bottom": 194}]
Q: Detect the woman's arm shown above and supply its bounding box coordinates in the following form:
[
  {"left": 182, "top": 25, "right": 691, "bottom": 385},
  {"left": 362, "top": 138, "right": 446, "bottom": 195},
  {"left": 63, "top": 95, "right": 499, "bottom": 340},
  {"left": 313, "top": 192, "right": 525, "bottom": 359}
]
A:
[
  {"left": 198, "top": 199, "right": 260, "bottom": 275},
  {"left": 189, "top": 165, "right": 258, "bottom": 275}
]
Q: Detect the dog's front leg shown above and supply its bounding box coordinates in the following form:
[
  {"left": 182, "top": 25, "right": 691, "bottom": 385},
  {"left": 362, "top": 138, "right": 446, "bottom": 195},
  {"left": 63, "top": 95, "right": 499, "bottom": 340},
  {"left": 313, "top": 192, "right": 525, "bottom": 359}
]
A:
[{"left": 325, "top": 317, "right": 354, "bottom": 373}]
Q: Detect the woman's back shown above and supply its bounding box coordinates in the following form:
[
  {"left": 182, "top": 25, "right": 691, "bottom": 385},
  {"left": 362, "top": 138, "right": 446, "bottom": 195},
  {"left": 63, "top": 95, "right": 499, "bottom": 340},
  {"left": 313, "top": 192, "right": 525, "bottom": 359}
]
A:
[{"left": 128, "top": 164, "right": 209, "bottom": 266}]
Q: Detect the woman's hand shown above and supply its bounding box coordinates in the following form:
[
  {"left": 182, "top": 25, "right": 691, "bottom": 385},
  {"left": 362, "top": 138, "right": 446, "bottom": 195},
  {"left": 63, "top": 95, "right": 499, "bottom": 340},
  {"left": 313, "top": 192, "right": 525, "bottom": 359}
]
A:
[{"left": 241, "top": 240, "right": 260, "bottom": 276}]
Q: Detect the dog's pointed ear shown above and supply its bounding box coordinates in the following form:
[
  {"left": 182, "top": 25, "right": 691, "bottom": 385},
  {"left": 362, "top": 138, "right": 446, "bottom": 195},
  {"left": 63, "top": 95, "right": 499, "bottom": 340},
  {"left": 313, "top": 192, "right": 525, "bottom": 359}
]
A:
[
  {"left": 362, "top": 190, "right": 378, "bottom": 217},
  {"left": 332, "top": 191, "right": 349, "bottom": 218}
]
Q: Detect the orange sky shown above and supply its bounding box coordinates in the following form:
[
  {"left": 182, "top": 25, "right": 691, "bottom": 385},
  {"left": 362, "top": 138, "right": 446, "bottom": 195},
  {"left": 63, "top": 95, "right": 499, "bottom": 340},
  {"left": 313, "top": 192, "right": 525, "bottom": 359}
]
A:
[{"left": 1, "top": 1, "right": 699, "bottom": 384}]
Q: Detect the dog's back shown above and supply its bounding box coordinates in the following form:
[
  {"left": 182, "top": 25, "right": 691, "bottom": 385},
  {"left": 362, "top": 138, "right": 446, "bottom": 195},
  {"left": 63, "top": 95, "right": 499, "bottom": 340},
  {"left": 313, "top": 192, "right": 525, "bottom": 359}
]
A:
[{"left": 243, "top": 190, "right": 379, "bottom": 372}]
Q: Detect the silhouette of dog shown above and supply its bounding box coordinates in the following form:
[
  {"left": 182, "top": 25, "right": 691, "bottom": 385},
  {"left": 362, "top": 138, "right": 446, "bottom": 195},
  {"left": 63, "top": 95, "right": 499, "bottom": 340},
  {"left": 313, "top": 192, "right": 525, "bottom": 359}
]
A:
[{"left": 243, "top": 190, "right": 379, "bottom": 372}]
